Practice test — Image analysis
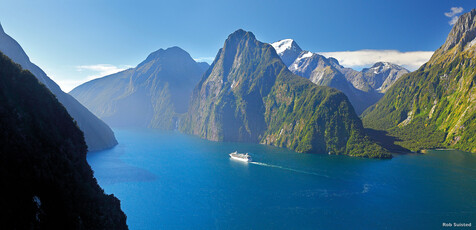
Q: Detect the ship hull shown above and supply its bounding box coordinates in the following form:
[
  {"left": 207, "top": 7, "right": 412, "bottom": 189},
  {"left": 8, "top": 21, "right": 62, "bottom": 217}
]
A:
[{"left": 229, "top": 154, "right": 252, "bottom": 162}]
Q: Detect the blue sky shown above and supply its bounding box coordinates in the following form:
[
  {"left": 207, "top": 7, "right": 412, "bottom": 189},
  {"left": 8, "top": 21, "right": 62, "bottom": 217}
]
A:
[{"left": 0, "top": 0, "right": 474, "bottom": 91}]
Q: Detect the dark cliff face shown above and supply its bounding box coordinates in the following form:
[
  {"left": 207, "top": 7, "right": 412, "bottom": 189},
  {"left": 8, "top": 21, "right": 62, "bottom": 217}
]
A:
[
  {"left": 70, "top": 46, "right": 205, "bottom": 129},
  {"left": 0, "top": 52, "right": 127, "bottom": 229},
  {"left": 362, "top": 9, "right": 476, "bottom": 153},
  {"left": 181, "top": 29, "right": 390, "bottom": 158},
  {"left": 0, "top": 24, "right": 117, "bottom": 151}
]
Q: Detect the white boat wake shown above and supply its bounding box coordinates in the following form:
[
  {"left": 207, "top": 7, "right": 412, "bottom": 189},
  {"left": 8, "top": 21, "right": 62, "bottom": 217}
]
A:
[{"left": 249, "top": 162, "right": 329, "bottom": 178}]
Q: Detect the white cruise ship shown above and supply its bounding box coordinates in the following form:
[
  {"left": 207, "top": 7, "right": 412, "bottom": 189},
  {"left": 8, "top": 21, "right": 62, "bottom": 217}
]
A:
[{"left": 229, "top": 151, "right": 252, "bottom": 162}]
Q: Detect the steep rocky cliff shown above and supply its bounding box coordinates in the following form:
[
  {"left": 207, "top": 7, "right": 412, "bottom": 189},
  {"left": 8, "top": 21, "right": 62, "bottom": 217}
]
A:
[
  {"left": 0, "top": 52, "right": 127, "bottom": 229},
  {"left": 181, "top": 30, "right": 390, "bottom": 158},
  {"left": 362, "top": 9, "right": 476, "bottom": 153}
]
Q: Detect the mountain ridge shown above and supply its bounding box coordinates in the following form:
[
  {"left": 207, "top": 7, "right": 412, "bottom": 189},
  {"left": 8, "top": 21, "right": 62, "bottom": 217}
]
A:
[
  {"left": 362, "top": 9, "right": 476, "bottom": 153},
  {"left": 70, "top": 46, "right": 206, "bottom": 129},
  {"left": 272, "top": 39, "right": 409, "bottom": 114},
  {"left": 0, "top": 24, "right": 117, "bottom": 151},
  {"left": 0, "top": 51, "right": 127, "bottom": 229},
  {"left": 181, "top": 29, "right": 390, "bottom": 158}
]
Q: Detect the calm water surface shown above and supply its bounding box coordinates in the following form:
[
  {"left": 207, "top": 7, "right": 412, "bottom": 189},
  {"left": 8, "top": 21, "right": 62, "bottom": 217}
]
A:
[{"left": 87, "top": 129, "right": 476, "bottom": 229}]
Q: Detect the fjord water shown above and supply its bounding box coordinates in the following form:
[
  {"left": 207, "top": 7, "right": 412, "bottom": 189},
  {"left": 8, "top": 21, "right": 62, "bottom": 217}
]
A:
[{"left": 87, "top": 129, "right": 476, "bottom": 229}]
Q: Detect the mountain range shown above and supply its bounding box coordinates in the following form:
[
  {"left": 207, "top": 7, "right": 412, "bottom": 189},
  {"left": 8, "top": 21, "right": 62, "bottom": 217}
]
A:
[
  {"left": 179, "top": 29, "right": 390, "bottom": 158},
  {"left": 70, "top": 47, "right": 208, "bottom": 128},
  {"left": 362, "top": 9, "right": 476, "bottom": 153},
  {"left": 0, "top": 51, "right": 127, "bottom": 229},
  {"left": 2, "top": 6, "right": 475, "bottom": 229},
  {"left": 271, "top": 39, "right": 409, "bottom": 114},
  {"left": 61, "top": 11, "right": 476, "bottom": 157},
  {"left": 0, "top": 23, "right": 117, "bottom": 151}
]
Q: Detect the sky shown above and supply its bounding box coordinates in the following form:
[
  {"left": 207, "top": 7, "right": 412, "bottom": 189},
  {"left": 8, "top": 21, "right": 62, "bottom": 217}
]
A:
[{"left": 0, "top": 0, "right": 474, "bottom": 92}]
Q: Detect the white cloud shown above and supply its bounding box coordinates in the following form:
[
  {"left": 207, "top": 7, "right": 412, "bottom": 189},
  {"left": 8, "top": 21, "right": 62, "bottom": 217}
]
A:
[
  {"left": 193, "top": 57, "right": 214, "bottom": 63},
  {"left": 76, "top": 64, "right": 131, "bottom": 80},
  {"left": 318, "top": 50, "right": 434, "bottom": 71},
  {"left": 53, "top": 64, "right": 133, "bottom": 92},
  {"left": 448, "top": 16, "right": 460, "bottom": 26},
  {"left": 444, "top": 7, "right": 464, "bottom": 25},
  {"left": 444, "top": 7, "right": 463, "bottom": 17}
]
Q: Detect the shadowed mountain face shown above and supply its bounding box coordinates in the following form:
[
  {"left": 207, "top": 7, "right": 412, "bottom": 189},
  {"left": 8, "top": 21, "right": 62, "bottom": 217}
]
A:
[
  {"left": 0, "top": 24, "right": 117, "bottom": 151},
  {"left": 362, "top": 9, "right": 476, "bottom": 153},
  {"left": 180, "top": 29, "right": 390, "bottom": 158},
  {"left": 0, "top": 52, "right": 127, "bottom": 229},
  {"left": 197, "top": 62, "right": 211, "bottom": 72},
  {"left": 70, "top": 47, "right": 206, "bottom": 129},
  {"left": 271, "top": 40, "right": 409, "bottom": 114}
]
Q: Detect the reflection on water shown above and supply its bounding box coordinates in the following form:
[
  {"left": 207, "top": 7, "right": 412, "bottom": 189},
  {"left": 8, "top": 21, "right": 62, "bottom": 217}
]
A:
[{"left": 88, "top": 145, "right": 157, "bottom": 184}]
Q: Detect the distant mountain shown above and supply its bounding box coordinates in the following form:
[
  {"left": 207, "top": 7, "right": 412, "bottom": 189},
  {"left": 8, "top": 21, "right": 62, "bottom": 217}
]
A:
[
  {"left": 362, "top": 9, "right": 476, "bottom": 153},
  {"left": 180, "top": 29, "right": 390, "bottom": 158},
  {"left": 70, "top": 47, "right": 206, "bottom": 129},
  {"left": 272, "top": 39, "right": 409, "bottom": 114},
  {"left": 350, "top": 62, "right": 409, "bottom": 93},
  {"left": 271, "top": 39, "right": 302, "bottom": 66},
  {"left": 197, "top": 61, "right": 210, "bottom": 72},
  {"left": 0, "top": 23, "right": 117, "bottom": 151},
  {"left": 0, "top": 51, "right": 127, "bottom": 229}
]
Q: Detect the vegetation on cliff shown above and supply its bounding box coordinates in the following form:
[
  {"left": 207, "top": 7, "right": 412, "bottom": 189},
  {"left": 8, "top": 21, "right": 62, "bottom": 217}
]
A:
[
  {"left": 362, "top": 9, "right": 476, "bottom": 153},
  {"left": 0, "top": 52, "right": 128, "bottom": 229},
  {"left": 181, "top": 30, "right": 390, "bottom": 158}
]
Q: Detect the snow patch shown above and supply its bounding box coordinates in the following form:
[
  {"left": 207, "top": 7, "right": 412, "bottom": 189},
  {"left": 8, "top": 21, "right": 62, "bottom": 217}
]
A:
[
  {"left": 271, "top": 39, "right": 295, "bottom": 54},
  {"left": 290, "top": 62, "right": 299, "bottom": 71},
  {"left": 290, "top": 51, "right": 314, "bottom": 71},
  {"left": 300, "top": 51, "right": 313, "bottom": 59},
  {"left": 370, "top": 66, "right": 380, "bottom": 74}
]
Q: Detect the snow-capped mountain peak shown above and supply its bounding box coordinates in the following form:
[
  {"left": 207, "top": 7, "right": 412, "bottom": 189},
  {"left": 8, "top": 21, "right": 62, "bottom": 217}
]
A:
[
  {"left": 271, "top": 39, "right": 303, "bottom": 67},
  {"left": 366, "top": 62, "right": 404, "bottom": 74},
  {"left": 271, "top": 39, "right": 301, "bottom": 54}
]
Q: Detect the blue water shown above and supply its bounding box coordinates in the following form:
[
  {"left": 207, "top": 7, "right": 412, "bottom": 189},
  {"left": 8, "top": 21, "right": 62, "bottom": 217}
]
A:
[{"left": 87, "top": 129, "right": 476, "bottom": 229}]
